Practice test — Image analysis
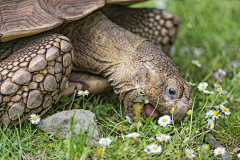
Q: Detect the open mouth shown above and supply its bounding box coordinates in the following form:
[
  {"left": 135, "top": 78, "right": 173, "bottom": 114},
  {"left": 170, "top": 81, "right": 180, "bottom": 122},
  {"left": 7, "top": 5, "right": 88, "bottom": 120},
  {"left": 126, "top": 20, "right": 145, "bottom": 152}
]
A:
[
  {"left": 131, "top": 102, "right": 159, "bottom": 122},
  {"left": 144, "top": 103, "right": 159, "bottom": 118}
]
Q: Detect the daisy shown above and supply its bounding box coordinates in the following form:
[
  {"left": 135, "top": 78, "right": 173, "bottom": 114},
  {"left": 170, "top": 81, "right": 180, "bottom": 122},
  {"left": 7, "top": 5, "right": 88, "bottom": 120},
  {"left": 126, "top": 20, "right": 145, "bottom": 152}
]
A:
[
  {"left": 207, "top": 119, "right": 214, "bottom": 129},
  {"left": 64, "top": 81, "right": 69, "bottom": 89},
  {"left": 191, "top": 60, "right": 202, "bottom": 67},
  {"left": 29, "top": 113, "right": 41, "bottom": 125},
  {"left": 214, "top": 83, "right": 220, "bottom": 88},
  {"left": 202, "top": 144, "right": 210, "bottom": 153},
  {"left": 237, "top": 153, "right": 240, "bottom": 159},
  {"left": 126, "top": 132, "right": 140, "bottom": 139},
  {"left": 189, "top": 82, "right": 197, "bottom": 86},
  {"left": 219, "top": 104, "right": 230, "bottom": 115},
  {"left": 198, "top": 82, "right": 208, "bottom": 91},
  {"left": 156, "top": 134, "right": 171, "bottom": 142},
  {"left": 238, "top": 72, "right": 240, "bottom": 78},
  {"left": 77, "top": 90, "right": 89, "bottom": 97},
  {"left": 214, "top": 68, "right": 226, "bottom": 80},
  {"left": 214, "top": 147, "right": 226, "bottom": 157},
  {"left": 144, "top": 144, "right": 162, "bottom": 155},
  {"left": 205, "top": 110, "right": 221, "bottom": 121},
  {"left": 187, "top": 109, "right": 193, "bottom": 116},
  {"left": 125, "top": 116, "right": 132, "bottom": 124},
  {"left": 203, "top": 90, "right": 214, "bottom": 94},
  {"left": 158, "top": 115, "right": 171, "bottom": 127},
  {"left": 98, "top": 137, "right": 112, "bottom": 146},
  {"left": 185, "top": 148, "right": 195, "bottom": 158},
  {"left": 216, "top": 86, "right": 227, "bottom": 96}
]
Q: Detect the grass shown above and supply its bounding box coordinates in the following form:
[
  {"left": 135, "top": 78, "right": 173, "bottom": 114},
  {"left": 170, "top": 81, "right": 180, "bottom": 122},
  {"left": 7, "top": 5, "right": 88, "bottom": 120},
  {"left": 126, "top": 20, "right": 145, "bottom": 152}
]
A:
[{"left": 1, "top": 0, "right": 240, "bottom": 159}]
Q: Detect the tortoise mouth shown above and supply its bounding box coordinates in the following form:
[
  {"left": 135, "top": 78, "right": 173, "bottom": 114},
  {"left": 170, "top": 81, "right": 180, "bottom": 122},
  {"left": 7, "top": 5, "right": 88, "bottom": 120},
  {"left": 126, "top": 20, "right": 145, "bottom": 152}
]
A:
[{"left": 144, "top": 103, "right": 159, "bottom": 118}]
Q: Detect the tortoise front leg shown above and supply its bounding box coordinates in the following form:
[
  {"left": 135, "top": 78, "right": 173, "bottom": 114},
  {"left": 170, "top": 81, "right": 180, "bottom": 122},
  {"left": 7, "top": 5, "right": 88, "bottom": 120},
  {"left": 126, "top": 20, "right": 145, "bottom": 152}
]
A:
[
  {"left": 59, "top": 72, "right": 111, "bottom": 97},
  {"left": 0, "top": 33, "right": 73, "bottom": 126},
  {"left": 102, "top": 5, "right": 180, "bottom": 54}
]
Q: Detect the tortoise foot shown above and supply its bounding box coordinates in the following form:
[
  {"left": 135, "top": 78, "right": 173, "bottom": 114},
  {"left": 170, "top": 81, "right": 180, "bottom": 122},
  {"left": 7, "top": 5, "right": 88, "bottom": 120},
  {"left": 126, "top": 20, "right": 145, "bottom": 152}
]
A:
[
  {"left": 60, "top": 72, "right": 111, "bottom": 97},
  {"left": 0, "top": 33, "right": 74, "bottom": 126}
]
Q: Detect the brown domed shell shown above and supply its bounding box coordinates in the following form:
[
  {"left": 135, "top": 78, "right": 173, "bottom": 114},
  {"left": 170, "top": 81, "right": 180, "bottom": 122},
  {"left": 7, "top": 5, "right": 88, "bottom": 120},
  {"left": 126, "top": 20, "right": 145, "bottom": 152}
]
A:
[{"left": 0, "top": 0, "right": 146, "bottom": 42}]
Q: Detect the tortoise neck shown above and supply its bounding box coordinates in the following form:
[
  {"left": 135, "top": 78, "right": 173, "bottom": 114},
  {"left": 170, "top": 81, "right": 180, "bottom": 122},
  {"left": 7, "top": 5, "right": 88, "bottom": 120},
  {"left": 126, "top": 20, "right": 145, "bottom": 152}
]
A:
[{"left": 57, "top": 11, "right": 147, "bottom": 94}]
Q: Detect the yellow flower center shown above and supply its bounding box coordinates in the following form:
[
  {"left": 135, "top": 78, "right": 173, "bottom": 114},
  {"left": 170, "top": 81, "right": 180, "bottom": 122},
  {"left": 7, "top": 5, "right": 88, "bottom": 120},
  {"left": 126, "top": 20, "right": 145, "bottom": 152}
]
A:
[
  {"left": 186, "top": 127, "right": 190, "bottom": 130},
  {"left": 64, "top": 85, "right": 68, "bottom": 89},
  {"left": 218, "top": 151, "right": 221, "bottom": 154},
  {"left": 213, "top": 111, "right": 218, "bottom": 116},
  {"left": 201, "top": 85, "right": 205, "bottom": 88},
  {"left": 205, "top": 147, "right": 209, "bottom": 151},
  {"left": 188, "top": 110, "right": 192, "bottom": 115},
  {"left": 32, "top": 116, "right": 37, "bottom": 121},
  {"left": 208, "top": 123, "right": 211, "bottom": 127},
  {"left": 161, "top": 136, "right": 165, "bottom": 140},
  {"left": 103, "top": 140, "right": 107, "bottom": 143},
  {"left": 219, "top": 88, "right": 222, "bottom": 92},
  {"left": 153, "top": 146, "right": 157, "bottom": 150},
  {"left": 238, "top": 72, "right": 240, "bottom": 77},
  {"left": 194, "top": 61, "right": 198, "bottom": 65},
  {"left": 187, "top": 153, "right": 192, "bottom": 156},
  {"left": 96, "top": 148, "right": 102, "bottom": 155},
  {"left": 223, "top": 107, "right": 227, "bottom": 111},
  {"left": 133, "top": 138, "right": 138, "bottom": 141},
  {"left": 81, "top": 91, "right": 85, "bottom": 94},
  {"left": 131, "top": 134, "right": 135, "bottom": 137},
  {"left": 162, "top": 118, "right": 167, "bottom": 122}
]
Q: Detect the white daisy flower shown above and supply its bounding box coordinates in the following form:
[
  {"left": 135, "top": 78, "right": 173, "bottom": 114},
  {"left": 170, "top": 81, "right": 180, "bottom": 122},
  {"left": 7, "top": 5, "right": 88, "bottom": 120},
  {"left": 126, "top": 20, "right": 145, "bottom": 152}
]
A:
[
  {"left": 29, "top": 113, "right": 41, "bottom": 125},
  {"left": 191, "top": 60, "right": 202, "bottom": 67},
  {"left": 158, "top": 115, "right": 171, "bottom": 127},
  {"left": 77, "top": 90, "right": 89, "bottom": 97},
  {"left": 144, "top": 143, "right": 162, "bottom": 155},
  {"left": 156, "top": 134, "right": 171, "bottom": 142},
  {"left": 219, "top": 104, "right": 231, "bottom": 115},
  {"left": 214, "top": 147, "right": 226, "bottom": 157},
  {"left": 205, "top": 110, "right": 221, "bottom": 121},
  {"left": 202, "top": 144, "right": 210, "bottom": 153},
  {"left": 207, "top": 119, "right": 214, "bottom": 129},
  {"left": 98, "top": 137, "right": 112, "bottom": 146},
  {"left": 64, "top": 81, "right": 69, "bottom": 89},
  {"left": 237, "top": 153, "right": 240, "bottom": 159},
  {"left": 125, "top": 116, "right": 132, "bottom": 124},
  {"left": 198, "top": 82, "right": 208, "bottom": 91},
  {"left": 216, "top": 86, "right": 227, "bottom": 96},
  {"left": 203, "top": 90, "right": 214, "bottom": 94},
  {"left": 214, "top": 83, "right": 220, "bottom": 88},
  {"left": 189, "top": 82, "right": 197, "bottom": 86},
  {"left": 185, "top": 148, "right": 196, "bottom": 158},
  {"left": 126, "top": 132, "right": 140, "bottom": 139}
]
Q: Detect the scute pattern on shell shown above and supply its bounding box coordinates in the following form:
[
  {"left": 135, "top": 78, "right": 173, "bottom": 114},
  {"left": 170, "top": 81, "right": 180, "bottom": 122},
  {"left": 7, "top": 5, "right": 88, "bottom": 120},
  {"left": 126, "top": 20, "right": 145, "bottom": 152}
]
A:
[{"left": 0, "top": 34, "right": 74, "bottom": 126}]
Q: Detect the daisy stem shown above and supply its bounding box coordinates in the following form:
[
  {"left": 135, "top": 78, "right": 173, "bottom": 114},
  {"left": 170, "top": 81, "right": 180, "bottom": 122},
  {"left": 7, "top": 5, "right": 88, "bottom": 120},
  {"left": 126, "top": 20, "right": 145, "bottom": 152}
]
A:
[
  {"left": 69, "top": 86, "right": 77, "bottom": 110},
  {"left": 199, "top": 95, "right": 209, "bottom": 115},
  {"left": 189, "top": 94, "right": 197, "bottom": 140},
  {"left": 201, "top": 71, "right": 212, "bottom": 82},
  {"left": 171, "top": 114, "right": 181, "bottom": 140},
  {"left": 208, "top": 93, "right": 219, "bottom": 111}
]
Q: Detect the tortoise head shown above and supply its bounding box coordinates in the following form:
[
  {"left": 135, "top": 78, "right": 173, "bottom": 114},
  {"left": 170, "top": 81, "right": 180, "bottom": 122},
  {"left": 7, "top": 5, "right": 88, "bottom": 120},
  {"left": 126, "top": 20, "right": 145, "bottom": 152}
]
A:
[{"left": 120, "top": 41, "right": 193, "bottom": 123}]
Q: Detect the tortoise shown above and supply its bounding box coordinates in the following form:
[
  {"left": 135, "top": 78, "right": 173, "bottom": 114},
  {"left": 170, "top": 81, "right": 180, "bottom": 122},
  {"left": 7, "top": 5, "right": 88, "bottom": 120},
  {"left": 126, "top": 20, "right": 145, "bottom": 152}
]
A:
[{"left": 0, "top": 0, "right": 193, "bottom": 126}]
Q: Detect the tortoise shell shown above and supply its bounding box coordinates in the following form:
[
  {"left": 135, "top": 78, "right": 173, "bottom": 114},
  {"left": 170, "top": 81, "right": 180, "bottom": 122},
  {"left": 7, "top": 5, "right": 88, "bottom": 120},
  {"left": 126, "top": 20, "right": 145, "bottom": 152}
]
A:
[{"left": 0, "top": 0, "right": 146, "bottom": 42}]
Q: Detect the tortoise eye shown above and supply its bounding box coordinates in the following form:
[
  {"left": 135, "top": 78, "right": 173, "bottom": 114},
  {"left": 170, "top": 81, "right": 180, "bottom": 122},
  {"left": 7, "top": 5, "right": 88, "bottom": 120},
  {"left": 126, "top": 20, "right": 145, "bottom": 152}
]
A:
[
  {"left": 169, "top": 88, "right": 176, "bottom": 95},
  {"left": 166, "top": 86, "right": 178, "bottom": 99}
]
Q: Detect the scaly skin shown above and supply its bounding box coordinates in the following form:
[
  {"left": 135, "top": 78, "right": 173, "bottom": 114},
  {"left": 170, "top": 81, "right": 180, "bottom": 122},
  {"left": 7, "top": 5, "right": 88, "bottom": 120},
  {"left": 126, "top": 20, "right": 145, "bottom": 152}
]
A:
[
  {"left": 55, "top": 11, "right": 193, "bottom": 122},
  {"left": 0, "top": 11, "right": 191, "bottom": 125}
]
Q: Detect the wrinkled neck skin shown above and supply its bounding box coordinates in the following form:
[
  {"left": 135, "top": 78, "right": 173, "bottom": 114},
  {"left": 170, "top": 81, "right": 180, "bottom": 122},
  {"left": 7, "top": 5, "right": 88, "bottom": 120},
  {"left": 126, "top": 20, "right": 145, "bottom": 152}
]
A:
[{"left": 55, "top": 11, "right": 192, "bottom": 121}]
